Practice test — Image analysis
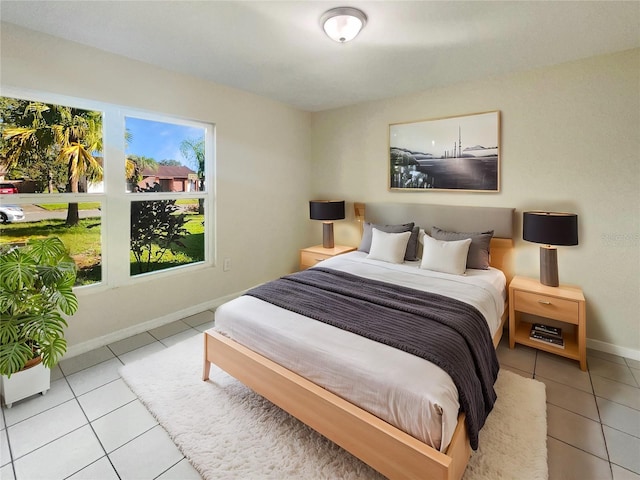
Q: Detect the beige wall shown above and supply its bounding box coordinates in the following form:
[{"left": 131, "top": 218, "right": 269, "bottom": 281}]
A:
[
  {"left": 1, "top": 23, "right": 312, "bottom": 352},
  {"left": 311, "top": 49, "right": 640, "bottom": 356}
]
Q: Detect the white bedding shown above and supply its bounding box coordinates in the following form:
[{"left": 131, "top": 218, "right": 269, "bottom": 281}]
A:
[{"left": 213, "top": 251, "right": 506, "bottom": 452}]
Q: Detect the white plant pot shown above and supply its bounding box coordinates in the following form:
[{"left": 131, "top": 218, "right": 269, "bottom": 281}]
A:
[{"left": 1, "top": 361, "right": 50, "bottom": 408}]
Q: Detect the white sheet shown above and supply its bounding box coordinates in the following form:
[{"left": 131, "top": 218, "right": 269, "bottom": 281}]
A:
[{"left": 214, "top": 251, "right": 506, "bottom": 452}]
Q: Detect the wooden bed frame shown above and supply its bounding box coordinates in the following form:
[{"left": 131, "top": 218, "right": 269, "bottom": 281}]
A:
[{"left": 203, "top": 203, "right": 514, "bottom": 480}]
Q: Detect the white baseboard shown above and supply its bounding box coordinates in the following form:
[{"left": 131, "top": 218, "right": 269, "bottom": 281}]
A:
[
  {"left": 65, "top": 290, "right": 640, "bottom": 364},
  {"left": 587, "top": 338, "right": 640, "bottom": 362},
  {"left": 64, "top": 290, "right": 245, "bottom": 360}
]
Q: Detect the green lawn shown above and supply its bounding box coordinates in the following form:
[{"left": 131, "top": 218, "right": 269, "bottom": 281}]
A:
[
  {"left": 1, "top": 212, "right": 205, "bottom": 285},
  {"left": 37, "top": 199, "right": 196, "bottom": 210},
  {"left": 36, "top": 202, "right": 102, "bottom": 211},
  {"left": 130, "top": 212, "right": 205, "bottom": 275},
  {"left": 0, "top": 217, "right": 102, "bottom": 285}
]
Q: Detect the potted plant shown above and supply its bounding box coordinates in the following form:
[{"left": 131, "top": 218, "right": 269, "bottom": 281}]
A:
[{"left": 0, "top": 237, "right": 78, "bottom": 407}]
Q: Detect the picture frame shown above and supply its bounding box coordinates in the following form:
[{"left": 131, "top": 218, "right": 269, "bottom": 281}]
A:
[{"left": 389, "top": 110, "right": 500, "bottom": 192}]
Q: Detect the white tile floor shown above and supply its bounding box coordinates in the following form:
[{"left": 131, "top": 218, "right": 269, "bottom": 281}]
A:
[
  {"left": 0, "top": 311, "right": 213, "bottom": 480},
  {"left": 1, "top": 310, "right": 639, "bottom": 480}
]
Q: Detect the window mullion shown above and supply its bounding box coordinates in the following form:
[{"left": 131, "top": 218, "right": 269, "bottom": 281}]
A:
[{"left": 102, "top": 109, "right": 130, "bottom": 286}]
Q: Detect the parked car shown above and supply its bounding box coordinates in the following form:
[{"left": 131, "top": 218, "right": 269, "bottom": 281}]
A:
[
  {"left": 0, "top": 205, "right": 25, "bottom": 223},
  {"left": 0, "top": 183, "right": 19, "bottom": 194}
]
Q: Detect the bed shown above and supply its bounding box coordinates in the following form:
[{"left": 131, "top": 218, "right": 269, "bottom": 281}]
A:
[{"left": 203, "top": 202, "right": 514, "bottom": 480}]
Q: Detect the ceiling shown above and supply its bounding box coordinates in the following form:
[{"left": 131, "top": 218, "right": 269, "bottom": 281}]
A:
[{"left": 2, "top": 1, "right": 639, "bottom": 112}]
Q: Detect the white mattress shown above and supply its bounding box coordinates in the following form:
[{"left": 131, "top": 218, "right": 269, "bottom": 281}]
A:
[{"left": 214, "top": 251, "right": 506, "bottom": 452}]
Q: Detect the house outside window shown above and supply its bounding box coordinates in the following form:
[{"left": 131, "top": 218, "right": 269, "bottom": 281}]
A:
[{"left": 136, "top": 165, "right": 198, "bottom": 193}]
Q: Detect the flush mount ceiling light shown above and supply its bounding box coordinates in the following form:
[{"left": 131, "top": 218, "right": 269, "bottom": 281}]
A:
[{"left": 320, "top": 7, "right": 367, "bottom": 43}]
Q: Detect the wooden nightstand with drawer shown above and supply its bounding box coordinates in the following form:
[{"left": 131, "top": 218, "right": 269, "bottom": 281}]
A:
[
  {"left": 509, "top": 275, "right": 586, "bottom": 370},
  {"left": 299, "top": 245, "right": 356, "bottom": 270}
]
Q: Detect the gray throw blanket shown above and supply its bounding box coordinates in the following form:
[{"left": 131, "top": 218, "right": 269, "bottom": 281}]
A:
[{"left": 245, "top": 267, "right": 499, "bottom": 450}]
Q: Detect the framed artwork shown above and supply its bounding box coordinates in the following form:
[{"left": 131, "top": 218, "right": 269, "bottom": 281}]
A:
[{"left": 389, "top": 110, "right": 500, "bottom": 192}]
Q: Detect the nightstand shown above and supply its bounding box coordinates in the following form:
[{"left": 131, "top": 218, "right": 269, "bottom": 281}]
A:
[
  {"left": 509, "top": 275, "right": 586, "bottom": 370},
  {"left": 299, "top": 245, "right": 356, "bottom": 270}
]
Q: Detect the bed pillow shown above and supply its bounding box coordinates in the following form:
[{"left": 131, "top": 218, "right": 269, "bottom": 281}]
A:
[
  {"left": 366, "top": 229, "right": 412, "bottom": 264},
  {"left": 420, "top": 234, "right": 472, "bottom": 275},
  {"left": 431, "top": 226, "right": 494, "bottom": 270},
  {"left": 358, "top": 222, "right": 414, "bottom": 255},
  {"left": 416, "top": 228, "right": 426, "bottom": 259},
  {"left": 404, "top": 226, "right": 421, "bottom": 261}
]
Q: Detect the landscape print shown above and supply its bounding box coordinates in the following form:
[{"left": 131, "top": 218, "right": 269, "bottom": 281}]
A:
[{"left": 389, "top": 111, "right": 500, "bottom": 192}]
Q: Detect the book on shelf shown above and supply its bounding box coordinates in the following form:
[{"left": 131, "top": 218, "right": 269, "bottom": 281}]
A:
[
  {"left": 529, "top": 327, "right": 565, "bottom": 349},
  {"left": 531, "top": 323, "right": 562, "bottom": 338}
]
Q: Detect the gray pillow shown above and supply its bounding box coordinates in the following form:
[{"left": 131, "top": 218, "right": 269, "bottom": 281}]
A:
[
  {"left": 404, "top": 226, "right": 421, "bottom": 261},
  {"left": 430, "top": 226, "right": 494, "bottom": 270},
  {"left": 359, "top": 222, "right": 415, "bottom": 259}
]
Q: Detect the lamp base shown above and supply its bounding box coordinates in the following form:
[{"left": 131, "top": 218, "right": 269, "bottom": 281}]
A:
[
  {"left": 322, "top": 222, "right": 335, "bottom": 249},
  {"left": 539, "top": 246, "right": 559, "bottom": 287}
]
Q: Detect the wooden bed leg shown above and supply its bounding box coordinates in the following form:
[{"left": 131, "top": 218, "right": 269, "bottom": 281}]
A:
[{"left": 202, "top": 332, "right": 211, "bottom": 381}]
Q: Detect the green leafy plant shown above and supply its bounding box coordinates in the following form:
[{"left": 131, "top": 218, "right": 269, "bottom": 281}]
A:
[
  {"left": 0, "top": 237, "right": 78, "bottom": 377},
  {"left": 130, "top": 199, "right": 188, "bottom": 274}
]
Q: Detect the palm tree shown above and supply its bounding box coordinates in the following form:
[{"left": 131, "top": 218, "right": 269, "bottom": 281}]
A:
[
  {"left": 58, "top": 108, "right": 103, "bottom": 224},
  {"left": 1, "top": 99, "right": 61, "bottom": 193},
  {"left": 179, "top": 137, "right": 205, "bottom": 213},
  {"left": 1, "top": 100, "right": 103, "bottom": 226}
]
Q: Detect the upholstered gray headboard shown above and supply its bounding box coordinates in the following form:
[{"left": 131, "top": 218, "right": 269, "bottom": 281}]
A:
[{"left": 364, "top": 203, "right": 515, "bottom": 239}]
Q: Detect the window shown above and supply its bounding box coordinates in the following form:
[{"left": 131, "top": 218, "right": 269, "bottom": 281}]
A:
[
  {"left": 0, "top": 96, "right": 104, "bottom": 285},
  {"left": 125, "top": 116, "right": 208, "bottom": 276},
  {"left": 0, "top": 203, "right": 103, "bottom": 286},
  {"left": 0, "top": 91, "right": 214, "bottom": 288}
]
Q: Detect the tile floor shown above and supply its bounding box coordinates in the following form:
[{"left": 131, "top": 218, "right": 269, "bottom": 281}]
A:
[{"left": 1, "top": 312, "right": 639, "bottom": 480}]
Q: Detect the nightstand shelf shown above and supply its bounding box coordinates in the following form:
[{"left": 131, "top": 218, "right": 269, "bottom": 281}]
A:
[
  {"left": 509, "top": 275, "right": 586, "bottom": 370},
  {"left": 512, "top": 321, "right": 580, "bottom": 360},
  {"left": 299, "top": 245, "right": 356, "bottom": 270}
]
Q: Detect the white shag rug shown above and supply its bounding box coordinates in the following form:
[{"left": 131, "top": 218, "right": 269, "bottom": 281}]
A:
[{"left": 120, "top": 334, "right": 547, "bottom": 480}]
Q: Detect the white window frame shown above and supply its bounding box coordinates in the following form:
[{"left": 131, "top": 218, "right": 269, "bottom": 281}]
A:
[{"left": 1, "top": 86, "right": 216, "bottom": 292}]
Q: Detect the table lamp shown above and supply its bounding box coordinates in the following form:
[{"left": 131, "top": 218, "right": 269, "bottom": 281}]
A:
[
  {"left": 309, "top": 200, "right": 345, "bottom": 249},
  {"left": 523, "top": 211, "right": 578, "bottom": 287}
]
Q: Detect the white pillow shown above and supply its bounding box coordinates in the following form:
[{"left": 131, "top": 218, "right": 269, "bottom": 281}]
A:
[
  {"left": 420, "top": 234, "right": 472, "bottom": 275},
  {"left": 367, "top": 229, "right": 412, "bottom": 264}
]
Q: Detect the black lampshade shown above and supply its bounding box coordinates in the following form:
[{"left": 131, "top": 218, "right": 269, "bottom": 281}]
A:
[
  {"left": 523, "top": 211, "right": 578, "bottom": 246},
  {"left": 523, "top": 211, "right": 578, "bottom": 287},
  {"left": 309, "top": 200, "right": 345, "bottom": 249},
  {"left": 309, "top": 200, "right": 345, "bottom": 221}
]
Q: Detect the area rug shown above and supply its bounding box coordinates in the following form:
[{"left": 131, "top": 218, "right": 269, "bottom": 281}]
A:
[{"left": 120, "top": 334, "right": 547, "bottom": 480}]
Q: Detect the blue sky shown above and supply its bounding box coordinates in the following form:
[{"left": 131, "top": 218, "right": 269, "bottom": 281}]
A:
[{"left": 125, "top": 117, "right": 204, "bottom": 166}]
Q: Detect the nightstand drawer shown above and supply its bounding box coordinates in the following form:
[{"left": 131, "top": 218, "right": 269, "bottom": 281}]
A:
[
  {"left": 300, "top": 250, "right": 331, "bottom": 268},
  {"left": 299, "top": 245, "right": 356, "bottom": 270},
  {"left": 513, "top": 291, "right": 579, "bottom": 324}
]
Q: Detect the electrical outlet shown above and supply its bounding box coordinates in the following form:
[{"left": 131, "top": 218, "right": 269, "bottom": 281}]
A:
[{"left": 223, "top": 258, "right": 231, "bottom": 272}]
